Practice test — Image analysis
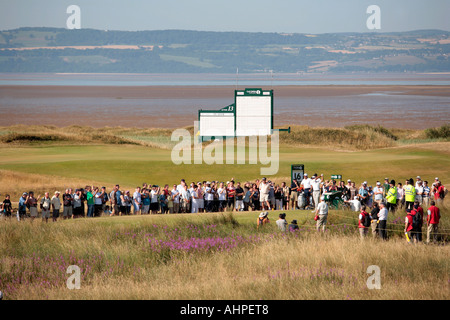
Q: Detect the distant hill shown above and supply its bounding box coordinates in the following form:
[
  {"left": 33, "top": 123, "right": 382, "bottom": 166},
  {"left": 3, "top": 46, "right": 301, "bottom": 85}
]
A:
[{"left": 0, "top": 27, "right": 449, "bottom": 73}]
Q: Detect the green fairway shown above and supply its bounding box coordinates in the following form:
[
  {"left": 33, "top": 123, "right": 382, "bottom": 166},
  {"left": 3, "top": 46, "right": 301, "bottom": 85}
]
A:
[{"left": 0, "top": 142, "right": 449, "bottom": 197}]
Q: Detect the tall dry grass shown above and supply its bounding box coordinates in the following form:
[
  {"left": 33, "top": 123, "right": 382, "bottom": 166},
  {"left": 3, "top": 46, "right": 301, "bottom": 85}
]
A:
[{"left": 0, "top": 211, "right": 448, "bottom": 300}]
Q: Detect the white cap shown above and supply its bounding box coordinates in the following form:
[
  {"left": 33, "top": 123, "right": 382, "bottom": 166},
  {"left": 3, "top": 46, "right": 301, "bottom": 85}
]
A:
[
  {"left": 363, "top": 181, "right": 367, "bottom": 185},
  {"left": 347, "top": 179, "right": 351, "bottom": 182},
  {"left": 376, "top": 182, "right": 381, "bottom": 185},
  {"left": 416, "top": 176, "right": 421, "bottom": 179},
  {"left": 320, "top": 196, "right": 325, "bottom": 201},
  {"left": 435, "top": 177, "right": 439, "bottom": 180},
  {"left": 304, "top": 173, "right": 308, "bottom": 176}
]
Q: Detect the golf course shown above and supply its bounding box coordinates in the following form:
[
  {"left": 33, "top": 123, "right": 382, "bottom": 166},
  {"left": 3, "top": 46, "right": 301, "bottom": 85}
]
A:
[{"left": 0, "top": 124, "right": 449, "bottom": 300}]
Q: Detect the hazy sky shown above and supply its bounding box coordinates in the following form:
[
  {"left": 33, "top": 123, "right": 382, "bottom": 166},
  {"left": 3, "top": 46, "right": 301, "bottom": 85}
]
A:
[{"left": 1, "top": 0, "right": 449, "bottom": 33}]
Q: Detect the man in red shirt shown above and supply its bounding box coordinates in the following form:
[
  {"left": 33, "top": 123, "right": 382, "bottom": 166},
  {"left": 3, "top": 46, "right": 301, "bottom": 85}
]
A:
[
  {"left": 404, "top": 209, "right": 415, "bottom": 244},
  {"left": 358, "top": 205, "right": 371, "bottom": 239},
  {"left": 426, "top": 200, "right": 441, "bottom": 244},
  {"left": 432, "top": 181, "right": 446, "bottom": 205}
]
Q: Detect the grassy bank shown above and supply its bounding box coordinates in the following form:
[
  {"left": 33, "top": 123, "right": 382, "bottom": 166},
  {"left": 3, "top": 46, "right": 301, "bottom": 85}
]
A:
[{"left": 0, "top": 208, "right": 448, "bottom": 300}]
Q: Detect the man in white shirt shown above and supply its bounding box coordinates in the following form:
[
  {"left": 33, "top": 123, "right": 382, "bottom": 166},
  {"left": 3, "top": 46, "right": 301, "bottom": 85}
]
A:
[
  {"left": 204, "top": 182, "right": 214, "bottom": 212},
  {"left": 415, "top": 181, "right": 424, "bottom": 204},
  {"left": 373, "top": 182, "right": 384, "bottom": 205},
  {"left": 171, "top": 184, "right": 180, "bottom": 214},
  {"left": 377, "top": 202, "right": 388, "bottom": 240},
  {"left": 415, "top": 176, "right": 423, "bottom": 189},
  {"left": 301, "top": 173, "right": 312, "bottom": 208},
  {"left": 133, "top": 187, "right": 141, "bottom": 215},
  {"left": 259, "top": 177, "right": 271, "bottom": 210},
  {"left": 150, "top": 185, "right": 160, "bottom": 214},
  {"left": 315, "top": 196, "right": 328, "bottom": 232},
  {"left": 311, "top": 174, "right": 322, "bottom": 210},
  {"left": 181, "top": 185, "right": 191, "bottom": 213},
  {"left": 217, "top": 182, "right": 227, "bottom": 212},
  {"left": 51, "top": 191, "right": 61, "bottom": 222},
  {"left": 345, "top": 196, "right": 361, "bottom": 212}
]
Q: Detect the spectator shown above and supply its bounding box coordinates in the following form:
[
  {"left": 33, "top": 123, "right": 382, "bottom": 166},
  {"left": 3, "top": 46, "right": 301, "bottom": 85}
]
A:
[
  {"left": 259, "top": 177, "right": 271, "bottom": 211},
  {"left": 282, "top": 182, "right": 290, "bottom": 210},
  {"left": 235, "top": 182, "right": 244, "bottom": 212},
  {"left": 290, "top": 179, "right": 299, "bottom": 210},
  {"left": 426, "top": 200, "right": 440, "bottom": 244},
  {"left": 370, "top": 202, "right": 379, "bottom": 238},
  {"left": 181, "top": 185, "right": 191, "bottom": 213},
  {"left": 301, "top": 173, "right": 312, "bottom": 208},
  {"left": 404, "top": 209, "right": 415, "bottom": 244},
  {"left": 2, "top": 194, "right": 12, "bottom": 218},
  {"left": 171, "top": 184, "right": 180, "bottom": 214},
  {"left": 315, "top": 196, "right": 329, "bottom": 232},
  {"left": 367, "top": 186, "right": 374, "bottom": 208},
  {"left": 415, "top": 181, "right": 424, "bottom": 205},
  {"left": 216, "top": 182, "right": 226, "bottom": 212},
  {"left": 62, "top": 189, "right": 74, "bottom": 220},
  {"left": 51, "top": 191, "right": 61, "bottom": 222},
  {"left": 274, "top": 185, "right": 283, "bottom": 210},
  {"left": 132, "top": 187, "right": 141, "bottom": 215},
  {"left": 358, "top": 182, "right": 369, "bottom": 205},
  {"left": 373, "top": 182, "right": 384, "bottom": 205},
  {"left": 72, "top": 189, "right": 83, "bottom": 219},
  {"left": 432, "top": 181, "right": 446, "bottom": 206},
  {"left": 40, "top": 192, "right": 51, "bottom": 223},
  {"left": 18, "top": 192, "right": 28, "bottom": 221},
  {"left": 196, "top": 183, "right": 204, "bottom": 213},
  {"left": 268, "top": 181, "right": 275, "bottom": 210},
  {"left": 311, "top": 174, "right": 322, "bottom": 209},
  {"left": 276, "top": 213, "right": 288, "bottom": 232},
  {"left": 226, "top": 181, "right": 236, "bottom": 212},
  {"left": 243, "top": 185, "right": 252, "bottom": 211},
  {"left": 397, "top": 183, "right": 405, "bottom": 210},
  {"left": 85, "top": 186, "right": 95, "bottom": 218},
  {"left": 358, "top": 205, "right": 371, "bottom": 239},
  {"left": 150, "top": 185, "right": 160, "bottom": 214},
  {"left": 289, "top": 219, "right": 299, "bottom": 232},
  {"left": 251, "top": 184, "right": 260, "bottom": 211},
  {"left": 124, "top": 191, "right": 132, "bottom": 215},
  {"left": 415, "top": 176, "right": 423, "bottom": 189},
  {"left": 25, "top": 191, "right": 39, "bottom": 221},
  {"left": 141, "top": 188, "right": 150, "bottom": 214},
  {"left": 422, "top": 181, "right": 431, "bottom": 208},
  {"left": 412, "top": 201, "right": 424, "bottom": 242},
  {"left": 385, "top": 180, "right": 398, "bottom": 213},
  {"left": 191, "top": 184, "right": 199, "bottom": 213},
  {"left": 377, "top": 202, "right": 388, "bottom": 240},
  {"left": 257, "top": 211, "right": 270, "bottom": 229},
  {"left": 404, "top": 178, "right": 416, "bottom": 211},
  {"left": 345, "top": 196, "right": 361, "bottom": 212}
]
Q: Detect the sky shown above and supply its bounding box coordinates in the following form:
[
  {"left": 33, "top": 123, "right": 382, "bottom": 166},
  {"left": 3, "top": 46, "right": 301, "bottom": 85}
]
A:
[{"left": 1, "top": 0, "right": 449, "bottom": 33}]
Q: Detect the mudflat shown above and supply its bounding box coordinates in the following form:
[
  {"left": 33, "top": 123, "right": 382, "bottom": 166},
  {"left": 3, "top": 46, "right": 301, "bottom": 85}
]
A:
[{"left": 1, "top": 85, "right": 449, "bottom": 129}]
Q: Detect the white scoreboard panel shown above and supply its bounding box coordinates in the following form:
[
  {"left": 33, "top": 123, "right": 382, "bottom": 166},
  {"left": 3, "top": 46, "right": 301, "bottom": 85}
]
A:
[
  {"left": 235, "top": 89, "right": 273, "bottom": 136},
  {"left": 198, "top": 89, "right": 273, "bottom": 139},
  {"left": 199, "top": 112, "right": 235, "bottom": 138}
]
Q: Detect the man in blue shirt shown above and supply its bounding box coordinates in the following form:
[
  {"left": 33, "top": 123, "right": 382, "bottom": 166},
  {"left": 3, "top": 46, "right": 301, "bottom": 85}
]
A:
[{"left": 18, "top": 192, "right": 28, "bottom": 221}]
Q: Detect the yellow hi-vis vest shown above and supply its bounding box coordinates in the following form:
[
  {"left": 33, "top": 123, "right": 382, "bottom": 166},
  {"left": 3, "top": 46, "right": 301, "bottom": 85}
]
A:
[
  {"left": 386, "top": 186, "right": 397, "bottom": 204},
  {"left": 405, "top": 185, "right": 415, "bottom": 202}
]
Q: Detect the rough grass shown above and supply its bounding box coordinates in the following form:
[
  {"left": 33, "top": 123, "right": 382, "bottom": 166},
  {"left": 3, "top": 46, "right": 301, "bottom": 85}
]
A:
[{"left": 0, "top": 206, "right": 448, "bottom": 300}]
